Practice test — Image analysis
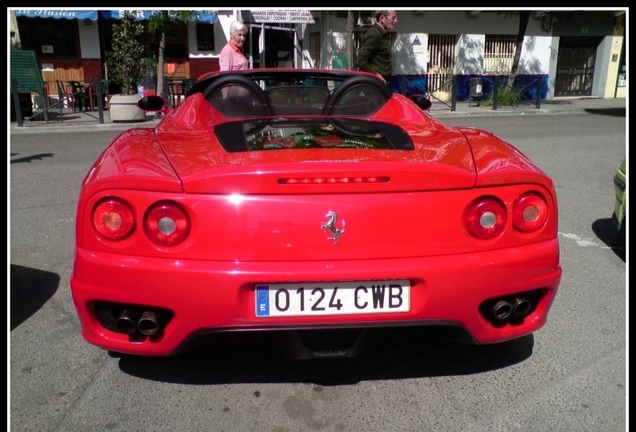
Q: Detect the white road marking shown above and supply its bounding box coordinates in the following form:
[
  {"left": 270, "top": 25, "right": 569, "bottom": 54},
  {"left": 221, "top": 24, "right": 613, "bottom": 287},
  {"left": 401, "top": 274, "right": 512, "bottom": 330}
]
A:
[{"left": 558, "top": 232, "right": 600, "bottom": 247}]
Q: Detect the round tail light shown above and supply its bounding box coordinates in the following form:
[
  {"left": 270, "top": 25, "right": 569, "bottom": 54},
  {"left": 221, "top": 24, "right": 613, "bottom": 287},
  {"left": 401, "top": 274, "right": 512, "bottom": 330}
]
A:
[
  {"left": 513, "top": 193, "right": 548, "bottom": 232},
  {"left": 144, "top": 202, "right": 190, "bottom": 247},
  {"left": 465, "top": 197, "right": 507, "bottom": 239},
  {"left": 92, "top": 198, "right": 135, "bottom": 240}
]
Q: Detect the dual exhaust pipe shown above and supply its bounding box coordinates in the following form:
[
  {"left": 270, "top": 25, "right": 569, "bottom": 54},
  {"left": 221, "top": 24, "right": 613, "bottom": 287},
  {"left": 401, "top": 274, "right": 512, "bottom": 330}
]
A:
[
  {"left": 491, "top": 296, "right": 532, "bottom": 322},
  {"left": 114, "top": 309, "right": 161, "bottom": 336}
]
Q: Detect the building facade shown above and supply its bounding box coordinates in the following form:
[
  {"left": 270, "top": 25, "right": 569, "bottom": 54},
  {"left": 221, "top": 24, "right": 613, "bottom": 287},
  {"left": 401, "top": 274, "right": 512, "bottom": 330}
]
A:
[
  {"left": 302, "top": 10, "right": 626, "bottom": 100},
  {"left": 9, "top": 9, "right": 626, "bottom": 102}
]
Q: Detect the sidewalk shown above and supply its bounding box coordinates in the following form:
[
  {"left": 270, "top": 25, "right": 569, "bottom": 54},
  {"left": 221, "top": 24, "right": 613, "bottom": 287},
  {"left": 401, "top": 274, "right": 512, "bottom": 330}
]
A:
[
  {"left": 430, "top": 96, "right": 626, "bottom": 118},
  {"left": 10, "top": 96, "right": 626, "bottom": 134}
]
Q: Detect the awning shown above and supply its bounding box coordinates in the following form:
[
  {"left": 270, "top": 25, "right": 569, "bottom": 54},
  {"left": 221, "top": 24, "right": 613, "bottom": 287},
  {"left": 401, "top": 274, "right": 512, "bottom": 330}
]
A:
[
  {"left": 100, "top": 10, "right": 218, "bottom": 23},
  {"left": 14, "top": 9, "right": 99, "bottom": 21}
]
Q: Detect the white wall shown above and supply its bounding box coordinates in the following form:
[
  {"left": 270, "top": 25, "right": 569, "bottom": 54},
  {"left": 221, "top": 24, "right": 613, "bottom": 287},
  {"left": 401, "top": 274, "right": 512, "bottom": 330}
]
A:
[
  {"left": 312, "top": 11, "right": 555, "bottom": 76},
  {"left": 518, "top": 36, "right": 552, "bottom": 74},
  {"left": 188, "top": 11, "right": 236, "bottom": 58},
  {"left": 9, "top": 10, "right": 21, "bottom": 49},
  {"left": 393, "top": 33, "right": 427, "bottom": 74},
  {"left": 455, "top": 35, "right": 484, "bottom": 75}
]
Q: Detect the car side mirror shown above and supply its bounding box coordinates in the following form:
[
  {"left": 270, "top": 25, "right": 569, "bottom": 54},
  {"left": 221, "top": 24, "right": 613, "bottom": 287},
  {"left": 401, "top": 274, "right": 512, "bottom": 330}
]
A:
[
  {"left": 138, "top": 95, "right": 171, "bottom": 114},
  {"left": 408, "top": 95, "right": 432, "bottom": 111}
]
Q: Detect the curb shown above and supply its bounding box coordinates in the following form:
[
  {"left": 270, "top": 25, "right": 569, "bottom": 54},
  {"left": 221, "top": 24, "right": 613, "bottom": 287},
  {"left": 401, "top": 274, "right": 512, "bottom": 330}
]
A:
[
  {"left": 430, "top": 108, "right": 552, "bottom": 117},
  {"left": 10, "top": 99, "right": 625, "bottom": 134},
  {"left": 10, "top": 118, "right": 162, "bottom": 134}
]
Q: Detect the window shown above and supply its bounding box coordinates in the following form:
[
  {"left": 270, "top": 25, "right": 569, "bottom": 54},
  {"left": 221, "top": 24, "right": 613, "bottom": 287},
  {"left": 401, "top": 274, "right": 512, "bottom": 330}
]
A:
[
  {"left": 196, "top": 23, "right": 215, "bottom": 51},
  {"left": 310, "top": 32, "right": 321, "bottom": 68},
  {"left": 427, "top": 34, "right": 457, "bottom": 71},
  {"left": 17, "top": 16, "right": 79, "bottom": 58},
  {"left": 427, "top": 34, "right": 458, "bottom": 94},
  {"left": 484, "top": 35, "right": 516, "bottom": 75},
  {"left": 148, "top": 28, "right": 187, "bottom": 60}
]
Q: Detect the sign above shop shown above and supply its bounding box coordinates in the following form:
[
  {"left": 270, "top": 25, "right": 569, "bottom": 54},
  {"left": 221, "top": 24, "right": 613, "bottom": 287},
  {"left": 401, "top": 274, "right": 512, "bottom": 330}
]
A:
[
  {"left": 14, "top": 9, "right": 99, "bottom": 21},
  {"left": 99, "top": 10, "right": 218, "bottom": 23},
  {"left": 251, "top": 10, "right": 315, "bottom": 23}
]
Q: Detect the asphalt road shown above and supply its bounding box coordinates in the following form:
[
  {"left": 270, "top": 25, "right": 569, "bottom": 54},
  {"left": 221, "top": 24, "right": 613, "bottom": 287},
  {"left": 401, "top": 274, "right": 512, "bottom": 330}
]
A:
[{"left": 10, "top": 110, "right": 626, "bottom": 432}]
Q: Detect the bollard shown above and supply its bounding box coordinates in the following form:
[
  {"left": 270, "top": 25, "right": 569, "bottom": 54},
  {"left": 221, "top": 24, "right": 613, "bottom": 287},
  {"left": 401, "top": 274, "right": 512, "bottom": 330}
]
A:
[
  {"left": 492, "top": 76, "right": 499, "bottom": 111},
  {"left": 11, "top": 78, "right": 23, "bottom": 127},
  {"left": 95, "top": 79, "right": 104, "bottom": 124},
  {"left": 451, "top": 75, "right": 457, "bottom": 112}
]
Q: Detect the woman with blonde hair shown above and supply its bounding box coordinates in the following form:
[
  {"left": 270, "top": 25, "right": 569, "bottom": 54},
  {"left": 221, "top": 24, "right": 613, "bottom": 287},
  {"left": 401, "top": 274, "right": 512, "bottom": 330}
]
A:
[{"left": 219, "top": 20, "right": 249, "bottom": 71}]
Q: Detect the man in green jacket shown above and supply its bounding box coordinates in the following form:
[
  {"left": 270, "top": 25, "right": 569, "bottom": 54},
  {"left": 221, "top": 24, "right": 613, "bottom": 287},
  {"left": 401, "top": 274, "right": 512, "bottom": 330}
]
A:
[{"left": 354, "top": 10, "right": 398, "bottom": 85}]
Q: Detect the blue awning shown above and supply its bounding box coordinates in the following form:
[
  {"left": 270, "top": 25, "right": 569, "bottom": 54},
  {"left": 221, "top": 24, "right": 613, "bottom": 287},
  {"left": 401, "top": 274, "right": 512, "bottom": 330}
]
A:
[
  {"left": 14, "top": 9, "right": 99, "bottom": 21},
  {"left": 100, "top": 10, "right": 218, "bottom": 23}
]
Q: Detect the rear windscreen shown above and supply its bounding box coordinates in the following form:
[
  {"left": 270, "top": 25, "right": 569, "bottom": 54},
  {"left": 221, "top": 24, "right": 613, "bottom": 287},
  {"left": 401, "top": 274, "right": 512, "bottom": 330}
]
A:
[{"left": 215, "top": 119, "right": 414, "bottom": 152}]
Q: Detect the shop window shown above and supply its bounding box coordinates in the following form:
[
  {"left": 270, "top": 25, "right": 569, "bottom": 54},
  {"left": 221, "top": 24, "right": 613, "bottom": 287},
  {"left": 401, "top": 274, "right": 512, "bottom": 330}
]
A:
[
  {"left": 310, "top": 32, "right": 321, "bottom": 68},
  {"left": 17, "top": 16, "right": 78, "bottom": 58}
]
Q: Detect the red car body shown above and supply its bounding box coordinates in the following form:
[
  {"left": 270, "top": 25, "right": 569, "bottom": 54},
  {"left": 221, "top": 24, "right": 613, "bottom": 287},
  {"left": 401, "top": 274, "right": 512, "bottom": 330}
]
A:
[{"left": 70, "top": 69, "right": 561, "bottom": 358}]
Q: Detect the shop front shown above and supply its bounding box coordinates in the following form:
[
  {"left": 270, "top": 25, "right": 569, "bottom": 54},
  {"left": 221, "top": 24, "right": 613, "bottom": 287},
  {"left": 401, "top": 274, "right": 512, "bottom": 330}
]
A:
[
  {"left": 241, "top": 10, "right": 316, "bottom": 69},
  {"left": 13, "top": 9, "right": 221, "bottom": 85},
  {"left": 99, "top": 10, "right": 219, "bottom": 87},
  {"left": 13, "top": 9, "right": 101, "bottom": 84}
]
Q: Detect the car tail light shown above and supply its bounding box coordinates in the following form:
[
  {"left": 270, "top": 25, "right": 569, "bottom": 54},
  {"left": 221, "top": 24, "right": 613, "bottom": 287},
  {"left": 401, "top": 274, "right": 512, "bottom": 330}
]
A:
[
  {"left": 92, "top": 198, "right": 135, "bottom": 240},
  {"left": 513, "top": 192, "right": 548, "bottom": 232},
  {"left": 144, "top": 202, "right": 190, "bottom": 247},
  {"left": 278, "top": 176, "right": 390, "bottom": 184},
  {"left": 465, "top": 197, "right": 507, "bottom": 239}
]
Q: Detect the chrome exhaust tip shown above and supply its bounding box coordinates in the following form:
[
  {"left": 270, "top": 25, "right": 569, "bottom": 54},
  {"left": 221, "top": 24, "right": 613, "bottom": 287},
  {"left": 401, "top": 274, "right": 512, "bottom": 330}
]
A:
[
  {"left": 114, "top": 309, "right": 138, "bottom": 335},
  {"left": 137, "top": 311, "right": 160, "bottom": 336},
  {"left": 492, "top": 300, "right": 512, "bottom": 321},
  {"left": 511, "top": 297, "right": 531, "bottom": 318}
]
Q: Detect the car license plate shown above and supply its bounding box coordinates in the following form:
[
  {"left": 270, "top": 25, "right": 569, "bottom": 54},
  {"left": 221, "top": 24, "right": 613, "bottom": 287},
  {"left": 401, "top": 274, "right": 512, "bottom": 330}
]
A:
[{"left": 255, "top": 280, "right": 410, "bottom": 317}]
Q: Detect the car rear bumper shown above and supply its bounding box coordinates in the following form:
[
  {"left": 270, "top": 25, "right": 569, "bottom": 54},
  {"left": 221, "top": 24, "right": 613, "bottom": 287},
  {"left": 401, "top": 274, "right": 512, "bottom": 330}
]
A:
[{"left": 71, "top": 240, "right": 561, "bottom": 356}]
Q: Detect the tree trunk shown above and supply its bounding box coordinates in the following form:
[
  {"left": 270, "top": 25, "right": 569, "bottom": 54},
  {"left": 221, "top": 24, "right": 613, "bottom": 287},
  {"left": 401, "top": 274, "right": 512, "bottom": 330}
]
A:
[
  {"left": 156, "top": 31, "right": 166, "bottom": 100},
  {"left": 508, "top": 11, "right": 531, "bottom": 88},
  {"left": 346, "top": 11, "right": 356, "bottom": 70}
]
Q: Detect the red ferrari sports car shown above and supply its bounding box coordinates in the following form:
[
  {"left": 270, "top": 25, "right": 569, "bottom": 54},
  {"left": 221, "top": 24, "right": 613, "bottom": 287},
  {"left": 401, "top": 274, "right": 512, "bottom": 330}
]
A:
[{"left": 70, "top": 69, "right": 561, "bottom": 358}]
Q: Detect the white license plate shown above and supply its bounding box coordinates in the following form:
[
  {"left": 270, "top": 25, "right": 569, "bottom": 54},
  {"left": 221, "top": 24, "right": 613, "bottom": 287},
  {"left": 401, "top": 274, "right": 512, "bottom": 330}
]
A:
[{"left": 255, "top": 280, "right": 410, "bottom": 317}]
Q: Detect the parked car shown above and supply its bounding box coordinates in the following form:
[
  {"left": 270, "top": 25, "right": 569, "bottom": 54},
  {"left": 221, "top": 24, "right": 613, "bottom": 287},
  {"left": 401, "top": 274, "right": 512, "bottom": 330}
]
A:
[
  {"left": 70, "top": 69, "right": 562, "bottom": 359},
  {"left": 612, "top": 157, "right": 626, "bottom": 233}
]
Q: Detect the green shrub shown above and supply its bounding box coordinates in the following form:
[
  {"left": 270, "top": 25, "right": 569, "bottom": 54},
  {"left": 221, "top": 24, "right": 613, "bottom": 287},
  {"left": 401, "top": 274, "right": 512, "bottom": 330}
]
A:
[
  {"left": 479, "top": 84, "right": 519, "bottom": 107},
  {"left": 106, "top": 13, "right": 146, "bottom": 95}
]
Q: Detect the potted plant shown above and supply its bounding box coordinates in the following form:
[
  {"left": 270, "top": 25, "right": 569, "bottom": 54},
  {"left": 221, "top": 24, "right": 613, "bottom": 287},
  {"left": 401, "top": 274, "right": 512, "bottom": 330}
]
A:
[{"left": 106, "top": 12, "right": 147, "bottom": 122}]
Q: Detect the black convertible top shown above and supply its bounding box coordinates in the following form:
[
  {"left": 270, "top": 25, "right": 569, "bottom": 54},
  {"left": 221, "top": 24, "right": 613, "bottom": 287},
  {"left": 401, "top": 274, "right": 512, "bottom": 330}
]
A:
[
  {"left": 187, "top": 68, "right": 386, "bottom": 97},
  {"left": 191, "top": 68, "right": 394, "bottom": 119}
]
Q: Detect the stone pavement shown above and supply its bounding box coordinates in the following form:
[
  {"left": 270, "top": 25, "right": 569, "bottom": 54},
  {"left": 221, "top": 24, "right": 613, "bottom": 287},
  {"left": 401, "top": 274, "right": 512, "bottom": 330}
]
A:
[{"left": 9, "top": 96, "right": 626, "bottom": 134}]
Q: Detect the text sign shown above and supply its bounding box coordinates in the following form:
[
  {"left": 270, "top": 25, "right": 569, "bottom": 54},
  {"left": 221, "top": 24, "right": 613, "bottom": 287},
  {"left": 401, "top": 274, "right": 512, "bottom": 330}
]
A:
[{"left": 251, "top": 10, "right": 315, "bottom": 23}]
